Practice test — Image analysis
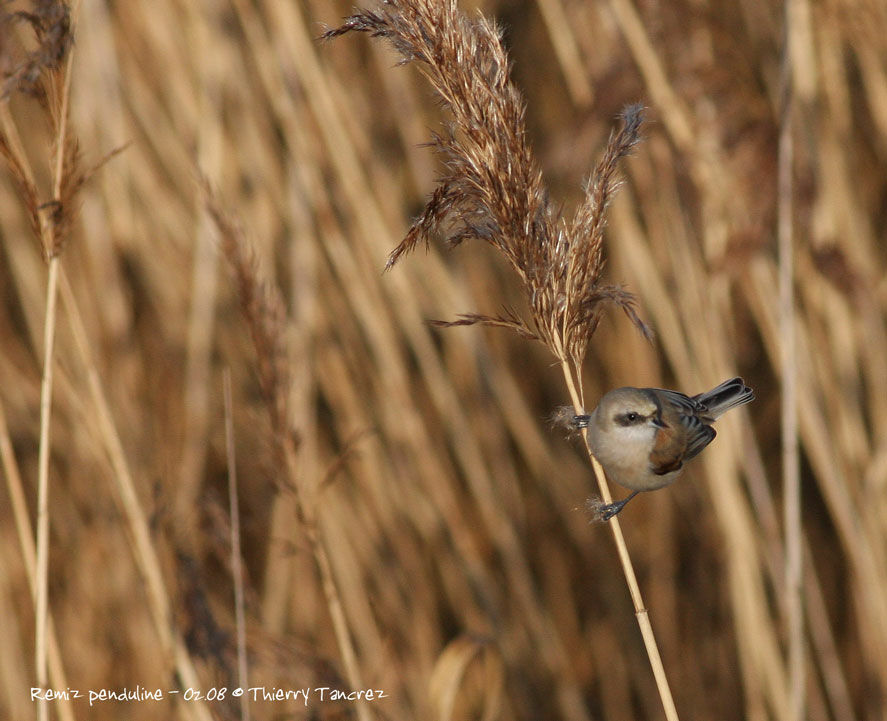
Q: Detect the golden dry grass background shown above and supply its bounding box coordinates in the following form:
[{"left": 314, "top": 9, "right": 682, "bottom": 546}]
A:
[{"left": 1, "top": 0, "right": 886, "bottom": 720}]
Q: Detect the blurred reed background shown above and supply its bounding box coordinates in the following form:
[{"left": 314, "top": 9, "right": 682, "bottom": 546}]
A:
[{"left": 1, "top": 0, "right": 886, "bottom": 720}]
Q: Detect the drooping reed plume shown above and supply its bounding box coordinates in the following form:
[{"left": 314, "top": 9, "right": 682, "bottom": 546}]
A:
[{"left": 325, "top": 1, "right": 680, "bottom": 718}]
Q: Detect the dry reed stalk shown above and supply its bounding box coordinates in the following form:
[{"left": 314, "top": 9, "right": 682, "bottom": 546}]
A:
[
  {"left": 176, "top": 0, "right": 226, "bottom": 530},
  {"left": 745, "top": 258, "right": 887, "bottom": 694},
  {"left": 600, "top": 1, "right": 816, "bottom": 716},
  {"left": 235, "top": 10, "right": 508, "bottom": 708},
  {"left": 202, "top": 182, "right": 371, "bottom": 721},
  {"left": 610, "top": 155, "right": 792, "bottom": 717},
  {"left": 273, "top": 14, "right": 591, "bottom": 716},
  {"left": 0, "top": 0, "right": 883, "bottom": 718},
  {"left": 780, "top": 0, "right": 804, "bottom": 718},
  {"left": 0, "top": 399, "right": 75, "bottom": 721},
  {"left": 0, "top": 6, "right": 78, "bottom": 720},
  {"left": 802, "top": 540, "right": 856, "bottom": 721},
  {"left": 223, "top": 369, "right": 250, "bottom": 721},
  {"left": 324, "top": 2, "right": 681, "bottom": 720},
  {"left": 4, "top": 7, "right": 213, "bottom": 721},
  {"left": 250, "top": 4, "right": 568, "bottom": 713},
  {"left": 533, "top": 0, "right": 593, "bottom": 107},
  {"left": 34, "top": 255, "right": 57, "bottom": 721},
  {"left": 223, "top": 0, "right": 330, "bottom": 634},
  {"left": 58, "top": 273, "right": 214, "bottom": 721},
  {"left": 605, "top": 0, "right": 694, "bottom": 154}
]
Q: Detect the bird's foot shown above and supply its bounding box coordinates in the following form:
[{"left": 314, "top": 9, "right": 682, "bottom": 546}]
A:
[{"left": 587, "top": 491, "right": 640, "bottom": 522}]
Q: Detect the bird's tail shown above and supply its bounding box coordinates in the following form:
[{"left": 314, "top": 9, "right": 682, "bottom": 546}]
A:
[{"left": 694, "top": 377, "right": 755, "bottom": 418}]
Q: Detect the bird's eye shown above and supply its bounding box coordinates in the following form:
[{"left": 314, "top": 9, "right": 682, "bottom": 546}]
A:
[{"left": 616, "top": 411, "right": 643, "bottom": 426}]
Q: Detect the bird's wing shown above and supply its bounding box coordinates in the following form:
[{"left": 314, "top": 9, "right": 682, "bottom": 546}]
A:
[
  {"left": 649, "top": 411, "right": 716, "bottom": 474},
  {"left": 681, "top": 415, "right": 717, "bottom": 460},
  {"left": 649, "top": 421, "right": 687, "bottom": 475}
]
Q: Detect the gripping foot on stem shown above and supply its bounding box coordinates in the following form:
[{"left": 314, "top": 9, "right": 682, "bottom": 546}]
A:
[{"left": 589, "top": 490, "right": 640, "bottom": 522}]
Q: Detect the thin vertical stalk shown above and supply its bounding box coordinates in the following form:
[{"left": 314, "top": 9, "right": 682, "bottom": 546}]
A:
[
  {"left": 0, "top": 400, "right": 74, "bottom": 721},
  {"left": 35, "top": 36, "right": 76, "bottom": 721},
  {"left": 224, "top": 370, "right": 250, "bottom": 721},
  {"left": 780, "top": 1, "right": 804, "bottom": 717},
  {"left": 202, "top": 184, "right": 371, "bottom": 721},
  {"left": 34, "top": 255, "right": 59, "bottom": 721},
  {"left": 283, "top": 439, "right": 372, "bottom": 721}
]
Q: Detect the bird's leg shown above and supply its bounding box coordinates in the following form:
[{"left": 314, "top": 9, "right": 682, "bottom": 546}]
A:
[{"left": 597, "top": 490, "right": 640, "bottom": 521}]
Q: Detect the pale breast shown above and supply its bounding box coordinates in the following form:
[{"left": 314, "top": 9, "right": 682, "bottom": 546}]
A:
[{"left": 588, "top": 422, "right": 657, "bottom": 487}]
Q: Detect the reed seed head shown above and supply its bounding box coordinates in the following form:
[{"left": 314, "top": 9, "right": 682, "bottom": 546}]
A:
[{"left": 325, "top": 0, "right": 651, "bottom": 369}]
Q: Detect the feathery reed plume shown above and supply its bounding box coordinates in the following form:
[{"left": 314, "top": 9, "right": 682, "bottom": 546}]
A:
[
  {"left": 324, "top": 0, "right": 649, "bottom": 379},
  {"left": 325, "top": 2, "right": 679, "bottom": 719},
  {"left": 1, "top": 0, "right": 79, "bottom": 259},
  {"left": 201, "top": 180, "right": 292, "bottom": 447},
  {"left": 1, "top": 0, "right": 72, "bottom": 100}
]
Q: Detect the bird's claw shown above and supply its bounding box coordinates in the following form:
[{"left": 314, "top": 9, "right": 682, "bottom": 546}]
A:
[
  {"left": 572, "top": 414, "right": 590, "bottom": 429},
  {"left": 587, "top": 491, "right": 639, "bottom": 522}
]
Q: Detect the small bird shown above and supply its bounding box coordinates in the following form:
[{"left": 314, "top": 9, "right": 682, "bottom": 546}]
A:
[{"left": 575, "top": 377, "right": 754, "bottom": 520}]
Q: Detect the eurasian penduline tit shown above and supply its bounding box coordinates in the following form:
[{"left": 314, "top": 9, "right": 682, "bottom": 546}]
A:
[{"left": 574, "top": 377, "right": 754, "bottom": 520}]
